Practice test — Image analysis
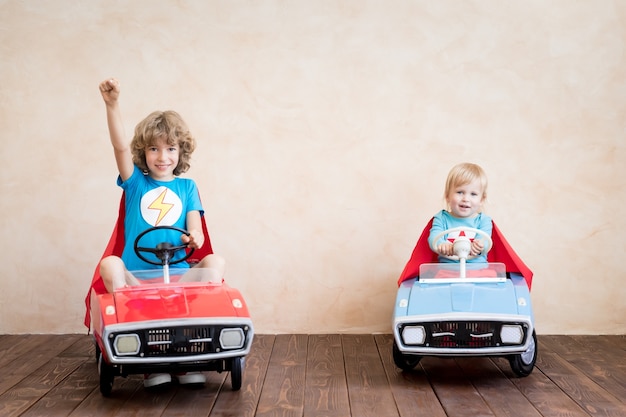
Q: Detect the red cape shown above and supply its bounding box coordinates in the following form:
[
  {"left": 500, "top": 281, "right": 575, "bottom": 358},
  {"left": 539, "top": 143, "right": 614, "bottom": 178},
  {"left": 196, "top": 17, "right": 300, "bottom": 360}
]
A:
[
  {"left": 397, "top": 218, "right": 533, "bottom": 289},
  {"left": 83, "top": 194, "right": 214, "bottom": 329}
]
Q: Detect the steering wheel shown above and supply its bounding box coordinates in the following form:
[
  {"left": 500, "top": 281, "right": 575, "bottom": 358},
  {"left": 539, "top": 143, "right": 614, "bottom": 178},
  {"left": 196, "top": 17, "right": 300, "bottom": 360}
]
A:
[
  {"left": 133, "top": 225, "right": 195, "bottom": 266},
  {"left": 430, "top": 226, "right": 492, "bottom": 261}
]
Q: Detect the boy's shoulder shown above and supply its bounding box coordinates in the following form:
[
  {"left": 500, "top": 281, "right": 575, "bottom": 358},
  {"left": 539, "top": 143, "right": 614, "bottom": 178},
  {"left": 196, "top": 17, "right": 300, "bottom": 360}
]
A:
[{"left": 174, "top": 176, "right": 198, "bottom": 188}]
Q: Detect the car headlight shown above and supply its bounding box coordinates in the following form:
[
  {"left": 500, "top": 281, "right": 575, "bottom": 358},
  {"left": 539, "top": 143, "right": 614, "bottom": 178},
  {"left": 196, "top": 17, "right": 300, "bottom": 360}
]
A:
[
  {"left": 219, "top": 328, "right": 245, "bottom": 349},
  {"left": 114, "top": 334, "right": 141, "bottom": 355},
  {"left": 500, "top": 325, "right": 524, "bottom": 344},
  {"left": 402, "top": 325, "right": 426, "bottom": 345}
]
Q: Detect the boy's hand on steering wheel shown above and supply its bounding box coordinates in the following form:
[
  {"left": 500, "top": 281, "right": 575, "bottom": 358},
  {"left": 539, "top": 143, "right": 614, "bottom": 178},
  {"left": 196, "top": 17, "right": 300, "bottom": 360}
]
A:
[{"left": 181, "top": 229, "right": 204, "bottom": 249}]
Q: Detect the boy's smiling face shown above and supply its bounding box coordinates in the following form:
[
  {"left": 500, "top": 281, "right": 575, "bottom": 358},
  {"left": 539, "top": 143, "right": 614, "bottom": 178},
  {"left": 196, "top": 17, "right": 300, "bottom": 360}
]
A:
[
  {"left": 144, "top": 136, "right": 179, "bottom": 181},
  {"left": 446, "top": 178, "right": 484, "bottom": 218}
]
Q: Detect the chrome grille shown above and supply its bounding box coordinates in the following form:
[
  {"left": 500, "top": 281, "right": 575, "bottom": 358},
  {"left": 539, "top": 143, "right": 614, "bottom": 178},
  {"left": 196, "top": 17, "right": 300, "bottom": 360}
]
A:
[
  {"left": 422, "top": 321, "right": 518, "bottom": 348},
  {"left": 144, "top": 326, "right": 215, "bottom": 356}
]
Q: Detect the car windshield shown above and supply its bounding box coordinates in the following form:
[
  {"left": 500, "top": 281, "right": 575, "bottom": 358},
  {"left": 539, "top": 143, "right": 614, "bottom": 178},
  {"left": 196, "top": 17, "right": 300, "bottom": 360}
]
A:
[
  {"left": 419, "top": 262, "right": 506, "bottom": 281},
  {"left": 127, "top": 268, "right": 214, "bottom": 286}
]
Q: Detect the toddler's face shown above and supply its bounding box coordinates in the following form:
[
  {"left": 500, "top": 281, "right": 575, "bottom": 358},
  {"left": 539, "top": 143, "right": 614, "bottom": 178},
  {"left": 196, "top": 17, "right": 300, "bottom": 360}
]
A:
[{"left": 446, "top": 179, "right": 484, "bottom": 218}]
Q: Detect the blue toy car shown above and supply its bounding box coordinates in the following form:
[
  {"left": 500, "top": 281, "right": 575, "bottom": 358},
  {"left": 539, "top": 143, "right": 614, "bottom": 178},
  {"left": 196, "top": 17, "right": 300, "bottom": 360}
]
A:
[{"left": 392, "top": 222, "right": 536, "bottom": 377}]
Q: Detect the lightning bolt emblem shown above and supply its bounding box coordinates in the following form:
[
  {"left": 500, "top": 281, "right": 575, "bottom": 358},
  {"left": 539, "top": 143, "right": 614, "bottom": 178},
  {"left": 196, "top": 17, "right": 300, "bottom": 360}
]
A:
[{"left": 148, "top": 189, "right": 174, "bottom": 226}]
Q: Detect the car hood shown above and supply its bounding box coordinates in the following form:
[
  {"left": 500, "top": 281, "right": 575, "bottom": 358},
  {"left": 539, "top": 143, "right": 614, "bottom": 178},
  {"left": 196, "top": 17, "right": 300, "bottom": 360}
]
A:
[
  {"left": 405, "top": 281, "right": 522, "bottom": 317},
  {"left": 112, "top": 284, "right": 249, "bottom": 324}
]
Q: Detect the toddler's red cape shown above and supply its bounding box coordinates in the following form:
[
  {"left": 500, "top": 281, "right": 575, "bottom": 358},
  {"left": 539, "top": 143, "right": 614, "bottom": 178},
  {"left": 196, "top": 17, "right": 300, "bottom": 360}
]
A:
[
  {"left": 397, "top": 219, "right": 533, "bottom": 289},
  {"left": 83, "top": 194, "right": 214, "bottom": 329}
]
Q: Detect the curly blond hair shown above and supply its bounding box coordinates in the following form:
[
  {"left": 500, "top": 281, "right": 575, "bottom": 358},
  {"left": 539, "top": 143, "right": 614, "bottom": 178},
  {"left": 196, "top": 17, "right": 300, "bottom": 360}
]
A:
[{"left": 131, "top": 110, "right": 196, "bottom": 176}]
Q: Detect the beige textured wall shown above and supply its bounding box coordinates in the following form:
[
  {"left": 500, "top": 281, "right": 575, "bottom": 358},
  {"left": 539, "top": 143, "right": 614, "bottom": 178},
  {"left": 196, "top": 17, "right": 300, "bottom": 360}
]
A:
[{"left": 1, "top": 1, "right": 624, "bottom": 334}]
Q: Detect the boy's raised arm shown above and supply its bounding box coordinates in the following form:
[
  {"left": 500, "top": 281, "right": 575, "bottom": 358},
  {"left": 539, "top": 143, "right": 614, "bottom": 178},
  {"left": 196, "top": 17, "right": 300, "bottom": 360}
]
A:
[{"left": 99, "top": 78, "right": 134, "bottom": 181}]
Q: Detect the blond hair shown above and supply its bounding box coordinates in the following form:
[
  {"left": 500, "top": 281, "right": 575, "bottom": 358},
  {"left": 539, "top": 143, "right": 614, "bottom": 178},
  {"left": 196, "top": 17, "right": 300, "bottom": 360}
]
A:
[
  {"left": 131, "top": 110, "right": 196, "bottom": 176},
  {"left": 444, "top": 162, "right": 488, "bottom": 201}
]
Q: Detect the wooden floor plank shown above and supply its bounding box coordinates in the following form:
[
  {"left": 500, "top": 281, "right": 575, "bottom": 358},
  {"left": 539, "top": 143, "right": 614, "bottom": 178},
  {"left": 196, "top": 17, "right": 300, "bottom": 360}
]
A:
[
  {"left": 58, "top": 335, "right": 95, "bottom": 360},
  {"left": 159, "top": 371, "right": 226, "bottom": 417},
  {"left": 421, "top": 356, "right": 496, "bottom": 417},
  {"left": 0, "top": 335, "right": 50, "bottom": 370},
  {"left": 0, "top": 334, "right": 624, "bottom": 417},
  {"left": 65, "top": 336, "right": 144, "bottom": 417},
  {"left": 210, "top": 334, "right": 276, "bottom": 417},
  {"left": 6, "top": 337, "right": 98, "bottom": 417},
  {"left": 535, "top": 340, "right": 623, "bottom": 417},
  {"left": 18, "top": 361, "right": 99, "bottom": 417},
  {"left": 541, "top": 335, "right": 626, "bottom": 404},
  {"left": 254, "top": 334, "right": 308, "bottom": 417},
  {"left": 492, "top": 341, "right": 592, "bottom": 417},
  {"left": 342, "top": 334, "right": 399, "bottom": 417},
  {"left": 0, "top": 335, "right": 82, "bottom": 397},
  {"left": 543, "top": 335, "right": 626, "bottom": 369},
  {"left": 579, "top": 335, "right": 625, "bottom": 363},
  {"left": 373, "top": 334, "right": 447, "bottom": 417},
  {"left": 303, "top": 334, "right": 350, "bottom": 417},
  {"left": 107, "top": 379, "right": 178, "bottom": 417},
  {"left": 67, "top": 374, "right": 143, "bottom": 417},
  {"left": 576, "top": 335, "right": 626, "bottom": 354},
  {"left": 0, "top": 355, "right": 85, "bottom": 417},
  {"left": 454, "top": 357, "right": 544, "bottom": 417}
]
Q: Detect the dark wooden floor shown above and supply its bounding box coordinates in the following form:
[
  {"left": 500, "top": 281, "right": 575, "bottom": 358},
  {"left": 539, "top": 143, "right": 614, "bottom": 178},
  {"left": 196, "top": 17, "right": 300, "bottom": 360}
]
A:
[{"left": 0, "top": 334, "right": 623, "bottom": 417}]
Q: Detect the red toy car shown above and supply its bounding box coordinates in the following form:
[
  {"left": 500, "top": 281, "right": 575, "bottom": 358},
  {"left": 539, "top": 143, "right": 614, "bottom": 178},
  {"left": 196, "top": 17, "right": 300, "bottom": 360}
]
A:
[{"left": 85, "top": 201, "right": 253, "bottom": 396}]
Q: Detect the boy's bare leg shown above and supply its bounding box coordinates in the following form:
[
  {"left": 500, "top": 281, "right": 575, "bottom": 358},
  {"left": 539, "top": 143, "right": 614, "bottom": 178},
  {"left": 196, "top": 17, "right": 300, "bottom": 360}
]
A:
[
  {"left": 100, "top": 255, "right": 139, "bottom": 292},
  {"left": 181, "top": 254, "right": 226, "bottom": 283}
]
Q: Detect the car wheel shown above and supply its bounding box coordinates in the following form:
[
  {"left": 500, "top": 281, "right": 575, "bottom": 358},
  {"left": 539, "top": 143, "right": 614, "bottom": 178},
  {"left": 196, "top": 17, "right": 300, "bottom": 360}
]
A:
[
  {"left": 98, "top": 352, "right": 115, "bottom": 396},
  {"left": 230, "top": 357, "right": 244, "bottom": 391},
  {"left": 393, "top": 340, "right": 421, "bottom": 371},
  {"left": 509, "top": 330, "right": 537, "bottom": 377},
  {"left": 95, "top": 342, "right": 101, "bottom": 363}
]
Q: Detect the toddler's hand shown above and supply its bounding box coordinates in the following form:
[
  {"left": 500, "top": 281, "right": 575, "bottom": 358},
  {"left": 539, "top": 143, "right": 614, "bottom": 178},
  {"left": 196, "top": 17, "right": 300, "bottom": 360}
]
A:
[
  {"left": 470, "top": 239, "right": 484, "bottom": 256},
  {"left": 437, "top": 243, "right": 454, "bottom": 257}
]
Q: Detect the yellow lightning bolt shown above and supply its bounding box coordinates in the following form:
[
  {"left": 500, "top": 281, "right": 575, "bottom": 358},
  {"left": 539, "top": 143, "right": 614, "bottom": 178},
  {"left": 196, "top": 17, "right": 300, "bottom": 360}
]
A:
[{"left": 148, "top": 189, "right": 174, "bottom": 226}]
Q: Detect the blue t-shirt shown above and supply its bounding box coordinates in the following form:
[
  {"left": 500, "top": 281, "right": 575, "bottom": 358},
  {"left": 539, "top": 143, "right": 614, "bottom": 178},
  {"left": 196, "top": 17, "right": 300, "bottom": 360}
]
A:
[
  {"left": 428, "top": 209, "right": 492, "bottom": 263},
  {"left": 118, "top": 166, "right": 204, "bottom": 271}
]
